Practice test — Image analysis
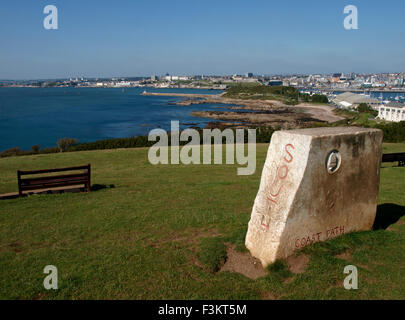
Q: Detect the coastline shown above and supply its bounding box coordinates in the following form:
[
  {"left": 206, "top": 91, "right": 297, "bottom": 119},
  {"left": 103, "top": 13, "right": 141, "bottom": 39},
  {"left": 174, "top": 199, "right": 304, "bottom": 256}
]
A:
[
  {"left": 0, "top": 87, "right": 342, "bottom": 152},
  {"left": 142, "top": 91, "right": 344, "bottom": 128},
  {"left": 4, "top": 85, "right": 405, "bottom": 93},
  {"left": 0, "top": 87, "right": 224, "bottom": 151}
]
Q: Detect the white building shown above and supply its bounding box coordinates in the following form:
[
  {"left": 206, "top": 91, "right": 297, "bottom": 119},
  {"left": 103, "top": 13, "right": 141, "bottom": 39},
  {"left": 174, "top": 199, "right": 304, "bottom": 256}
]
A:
[
  {"left": 332, "top": 92, "right": 380, "bottom": 109},
  {"left": 114, "top": 81, "right": 131, "bottom": 87},
  {"left": 163, "top": 75, "right": 189, "bottom": 81},
  {"left": 377, "top": 102, "right": 405, "bottom": 122}
]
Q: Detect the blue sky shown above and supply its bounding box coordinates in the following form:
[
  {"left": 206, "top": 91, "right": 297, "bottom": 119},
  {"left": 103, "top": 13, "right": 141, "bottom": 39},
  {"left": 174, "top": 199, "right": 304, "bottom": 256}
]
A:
[{"left": 0, "top": 0, "right": 404, "bottom": 79}]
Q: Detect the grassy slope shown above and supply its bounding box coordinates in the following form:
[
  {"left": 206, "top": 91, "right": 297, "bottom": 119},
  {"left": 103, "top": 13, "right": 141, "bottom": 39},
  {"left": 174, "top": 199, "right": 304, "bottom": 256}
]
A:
[
  {"left": 0, "top": 144, "right": 404, "bottom": 300},
  {"left": 222, "top": 84, "right": 300, "bottom": 105}
]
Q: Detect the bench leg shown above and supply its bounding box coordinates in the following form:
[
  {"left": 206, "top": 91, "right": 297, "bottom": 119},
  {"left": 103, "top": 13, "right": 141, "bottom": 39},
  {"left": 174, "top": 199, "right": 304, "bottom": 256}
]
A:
[
  {"left": 17, "top": 171, "right": 23, "bottom": 197},
  {"left": 87, "top": 164, "right": 91, "bottom": 192}
]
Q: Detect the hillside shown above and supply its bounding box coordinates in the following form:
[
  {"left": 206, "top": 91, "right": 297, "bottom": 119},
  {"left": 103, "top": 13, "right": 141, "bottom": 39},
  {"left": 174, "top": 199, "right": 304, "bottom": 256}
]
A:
[
  {"left": 223, "top": 84, "right": 328, "bottom": 105},
  {"left": 0, "top": 144, "right": 404, "bottom": 299}
]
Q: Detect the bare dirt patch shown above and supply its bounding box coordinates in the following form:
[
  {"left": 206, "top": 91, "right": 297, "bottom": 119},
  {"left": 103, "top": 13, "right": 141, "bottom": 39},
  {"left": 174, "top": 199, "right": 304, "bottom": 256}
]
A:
[
  {"left": 190, "top": 255, "right": 205, "bottom": 269},
  {"left": 387, "top": 220, "right": 404, "bottom": 231},
  {"left": 335, "top": 250, "right": 351, "bottom": 261},
  {"left": 8, "top": 241, "right": 24, "bottom": 253},
  {"left": 283, "top": 277, "right": 295, "bottom": 284},
  {"left": 219, "top": 245, "right": 267, "bottom": 280},
  {"left": 33, "top": 292, "right": 47, "bottom": 300},
  {"left": 357, "top": 263, "right": 370, "bottom": 270},
  {"left": 144, "top": 91, "right": 342, "bottom": 128},
  {"left": 286, "top": 254, "right": 310, "bottom": 274},
  {"left": 260, "top": 292, "right": 277, "bottom": 300},
  {"left": 296, "top": 103, "right": 345, "bottom": 123}
]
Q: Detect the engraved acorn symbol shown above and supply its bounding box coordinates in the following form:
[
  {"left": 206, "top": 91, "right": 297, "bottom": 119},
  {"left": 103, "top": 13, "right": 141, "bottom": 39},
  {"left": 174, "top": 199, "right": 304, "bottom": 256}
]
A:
[{"left": 326, "top": 151, "right": 341, "bottom": 174}]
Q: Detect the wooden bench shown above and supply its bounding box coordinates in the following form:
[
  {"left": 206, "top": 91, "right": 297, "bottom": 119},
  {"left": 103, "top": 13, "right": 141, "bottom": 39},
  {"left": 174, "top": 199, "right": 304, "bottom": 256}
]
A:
[
  {"left": 382, "top": 153, "right": 405, "bottom": 167},
  {"left": 17, "top": 164, "right": 91, "bottom": 197}
]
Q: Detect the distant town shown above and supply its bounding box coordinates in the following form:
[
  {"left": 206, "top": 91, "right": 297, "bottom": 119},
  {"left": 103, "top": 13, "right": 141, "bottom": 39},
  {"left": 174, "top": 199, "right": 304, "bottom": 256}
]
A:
[
  {"left": 2, "top": 72, "right": 405, "bottom": 123},
  {"left": 1, "top": 72, "right": 405, "bottom": 93}
]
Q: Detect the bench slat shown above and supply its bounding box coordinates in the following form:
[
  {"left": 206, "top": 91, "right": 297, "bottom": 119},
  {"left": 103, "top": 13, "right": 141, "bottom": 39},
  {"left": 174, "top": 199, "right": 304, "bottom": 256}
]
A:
[
  {"left": 20, "top": 173, "right": 88, "bottom": 184},
  {"left": 18, "top": 165, "right": 90, "bottom": 176},
  {"left": 20, "top": 177, "right": 88, "bottom": 188},
  {"left": 20, "top": 180, "right": 88, "bottom": 192},
  {"left": 17, "top": 164, "right": 91, "bottom": 197}
]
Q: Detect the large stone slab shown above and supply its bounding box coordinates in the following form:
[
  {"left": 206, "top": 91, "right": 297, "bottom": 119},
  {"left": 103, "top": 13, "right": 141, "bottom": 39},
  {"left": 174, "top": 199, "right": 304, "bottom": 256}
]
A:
[{"left": 245, "top": 127, "right": 383, "bottom": 267}]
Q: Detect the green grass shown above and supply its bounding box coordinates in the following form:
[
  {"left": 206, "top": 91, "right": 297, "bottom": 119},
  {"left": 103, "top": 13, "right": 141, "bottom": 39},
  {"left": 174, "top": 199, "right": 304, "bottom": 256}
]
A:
[
  {"left": 198, "top": 238, "right": 227, "bottom": 273},
  {"left": 222, "top": 84, "right": 328, "bottom": 105},
  {"left": 223, "top": 84, "right": 300, "bottom": 105},
  {"left": 0, "top": 144, "right": 404, "bottom": 300}
]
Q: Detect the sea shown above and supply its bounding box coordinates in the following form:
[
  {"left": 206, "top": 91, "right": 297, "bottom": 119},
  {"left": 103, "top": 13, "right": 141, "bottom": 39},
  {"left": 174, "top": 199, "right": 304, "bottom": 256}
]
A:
[
  {"left": 0, "top": 87, "right": 233, "bottom": 152},
  {"left": 1, "top": 87, "right": 404, "bottom": 152}
]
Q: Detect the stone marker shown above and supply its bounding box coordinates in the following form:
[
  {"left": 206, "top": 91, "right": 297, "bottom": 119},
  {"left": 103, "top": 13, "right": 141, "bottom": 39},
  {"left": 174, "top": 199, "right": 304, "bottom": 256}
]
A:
[{"left": 245, "top": 127, "right": 383, "bottom": 267}]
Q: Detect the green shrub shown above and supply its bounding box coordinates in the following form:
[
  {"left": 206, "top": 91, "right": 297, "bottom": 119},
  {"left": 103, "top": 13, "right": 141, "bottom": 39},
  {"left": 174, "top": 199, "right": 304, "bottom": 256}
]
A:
[
  {"left": 1, "top": 120, "right": 404, "bottom": 159},
  {"left": 31, "top": 145, "right": 40, "bottom": 153},
  {"left": 0, "top": 147, "right": 20, "bottom": 158},
  {"left": 357, "top": 103, "right": 378, "bottom": 117},
  {"left": 69, "top": 136, "right": 154, "bottom": 152},
  {"left": 57, "top": 138, "right": 78, "bottom": 152},
  {"left": 311, "top": 94, "right": 329, "bottom": 104},
  {"left": 374, "top": 121, "right": 405, "bottom": 142}
]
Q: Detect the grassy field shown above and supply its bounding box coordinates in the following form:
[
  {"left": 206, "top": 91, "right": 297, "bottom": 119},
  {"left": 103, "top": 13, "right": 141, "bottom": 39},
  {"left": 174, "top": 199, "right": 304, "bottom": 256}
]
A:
[
  {"left": 223, "top": 84, "right": 301, "bottom": 105},
  {"left": 222, "top": 84, "right": 328, "bottom": 105},
  {"left": 0, "top": 143, "right": 404, "bottom": 300}
]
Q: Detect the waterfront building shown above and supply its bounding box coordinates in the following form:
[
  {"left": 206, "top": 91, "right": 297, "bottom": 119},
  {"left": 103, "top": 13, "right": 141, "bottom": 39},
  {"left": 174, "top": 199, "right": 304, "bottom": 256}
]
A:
[
  {"left": 377, "top": 102, "right": 405, "bottom": 122},
  {"left": 332, "top": 92, "right": 380, "bottom": 109},
  {"left": 267, "top": 80, "right": 283, "bottom": 86},
  {"left": 331, "top": 73, "right": 342, "bottom": 82},
  {"left": 232, "top": 74, "right": 243, "bottom": 81},
  {"left": 114, "top": 81, "right": 131, "bottom": 87}
]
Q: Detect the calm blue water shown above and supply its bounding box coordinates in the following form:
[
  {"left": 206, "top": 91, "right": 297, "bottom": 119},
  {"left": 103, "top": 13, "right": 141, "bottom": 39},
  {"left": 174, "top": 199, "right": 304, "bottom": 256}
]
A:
[
  {"left": 370, "top": 92, "right": 405, "bottom": 102},
  {"left": 0, "top": 87, "right": 230, "bottom": 151},
  {"left": 333, "top": 91, "right": 405, "bottom": 103}
]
